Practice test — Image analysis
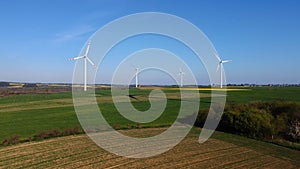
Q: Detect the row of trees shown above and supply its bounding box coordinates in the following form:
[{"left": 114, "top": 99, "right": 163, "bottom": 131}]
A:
[
  {"left": 0, "top": 82, "right": 9, "bottom": 87},
  {"left": 195, "top": 101, "right": 300, "bottom": 143}
]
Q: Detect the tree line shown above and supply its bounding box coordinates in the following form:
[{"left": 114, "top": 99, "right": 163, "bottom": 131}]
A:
[{"left": 196, "top": 101, "right": 300, "bottom": 143}]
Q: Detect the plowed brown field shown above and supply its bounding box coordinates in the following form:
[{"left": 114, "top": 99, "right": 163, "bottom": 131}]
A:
[{"left": 0, "top": 128, "right": 298, "bottom": 169}]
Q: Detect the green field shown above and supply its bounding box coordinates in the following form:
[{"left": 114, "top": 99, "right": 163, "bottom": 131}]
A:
[
  {"left": 0, "top": 86, "right": 300, "bottom": 142},
  {"left": 0, "top": 86, "right": 299, "bottom": 167}
]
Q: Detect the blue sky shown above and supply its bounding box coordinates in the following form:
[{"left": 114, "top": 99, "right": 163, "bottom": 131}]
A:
[{"left": 0, "top": 0, "right": 299, "bottom": 84}]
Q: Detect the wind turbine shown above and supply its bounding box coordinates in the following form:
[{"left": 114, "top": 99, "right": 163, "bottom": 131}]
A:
[
  {"left": 70, "top": 41, "right": 95, "bottom": 91},
  {"left": 214, "top": 53, "right": 231, "bottom": 88},
  {"left": 179, "top": 68, "right": 184, "bottom": 87},
  {"left": 135, "top": 67, "right": 139, "bottom": 88}
]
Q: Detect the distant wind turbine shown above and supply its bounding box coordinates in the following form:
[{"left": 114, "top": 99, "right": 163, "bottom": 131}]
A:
[
  {"left": 135, "top": 67, "right": 139, "bottom": 88},
  {"left": 214, "top": 53, "right": 231, "bottom": 88},
  {"left": 70, "top": 41, "right": 95, "bottom": 91},
  {"left": 179, "top": 68, "right": 184, "bottom": 87}
]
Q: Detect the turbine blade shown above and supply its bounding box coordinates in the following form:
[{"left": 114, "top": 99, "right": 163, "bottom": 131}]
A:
[
  {"left": 84, "top": 41, "right": 91, "bottom": 56},
  {"left": 222, "top": 60, "right": 232, "bottom": 63},
  {"left": 213, "top": 52, "right": 221, "bottom": 62},
  {"left": 86, "top": 57, "right": 95, "bottom": 66},
  {"left": 70, "top": 56, "right": 84, "bottom": 60}
]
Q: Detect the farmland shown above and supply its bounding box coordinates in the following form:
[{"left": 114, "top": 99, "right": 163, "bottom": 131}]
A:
[
  {"left": 0, "top": 128, "right": 299, "bottom": 168},
  {"left": 0, "top": 86, "right": 299, "bottom": 167},
  {"left": 1, "top": 86, "right": 300, "bottom": 142}
]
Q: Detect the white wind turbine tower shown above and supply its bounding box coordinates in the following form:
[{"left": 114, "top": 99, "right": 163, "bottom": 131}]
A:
[
  {"left": 214, "top": 53, "right": 231, "bottom": 88},
  {"left": 135, "top": 67, "right": 139, "bottom": 88},
  {"left": 70, "top": 41, "right": 95, "bottom": 91},
  {"left": 179, "top": 68, "right": 184, "bottom": 87}
]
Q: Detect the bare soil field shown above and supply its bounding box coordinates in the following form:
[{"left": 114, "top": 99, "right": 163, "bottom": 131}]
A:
[
  {"left": 0, "top": 87, "right": 71, "bottom": 97},
  {"left": 0, "top": 128, "right": 298, "bottom": 168}
]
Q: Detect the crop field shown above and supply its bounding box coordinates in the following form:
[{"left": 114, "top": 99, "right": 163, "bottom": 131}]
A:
[
  {"left": 1, "top": 86, "right": 299, "bottom": 141},
  {"left": 0, "top": 86, "right": 299, "bottom": 168},
  {"left": 0, "top": 87, "right": 300, "bottom": 141},
  {"left": 0, "top": 128, "right": 299, "bottom": 168}
]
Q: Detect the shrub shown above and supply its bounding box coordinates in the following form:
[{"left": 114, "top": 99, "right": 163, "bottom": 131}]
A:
[
  {"left": 112, "top": 124, "right": 121, "bottom": 130},
  {"left": 48, "top": 129, "right": 62, "bottom": 137},
  {"left": 63, "top": 126, "right": 83, "bottom": 136},
  {"left": 33, "top": 127, "right": 82, "bottom": 141},
  {"left": 2, "top": 135, "right": 20, "bottom": 146},
  {"left": 218, "top": 110, "right": 239, "bottom": 133},
  {"left": 197, "top": 101, "right": 300, "bottom": 142},
  {"left": 194, "top": 108, "right": 209, "bottom": 127},
  {"left": 247, "top": 110, "right": 274, "bottom": 138},
  {"left": 270, "top": 102, "right": 300, "bottom": 119},
  {"left": 27, "top": 136, "right": 33, "bottom": 142},
  {"left": 136, "top": 123, "right": 142, "bottom": 129},
  {"left": 272, "top": 114, "right": 289, "bottom": 138},
  {"left": 287, "top": 120, "right": 300, "bottom": 142},
  {"left": 34, "top": 130, "right": 50, "bottom": 140}
]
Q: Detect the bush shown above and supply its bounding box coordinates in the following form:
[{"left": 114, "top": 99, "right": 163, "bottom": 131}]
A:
[
  {"left": 34, "top": 130, "right": 50, "bottom": 140},
  {"left": 194, "top": 108, "right": 209, "bottom": 127},
  {"left": 273, "top": 114, "right": 288, "bottom": 138},
  {"left": 63, "top": 126, "right": 83, "bottom": 136},
  {"left": 136, "top": 123, "right": 142, "bottom": 129},
  {"left": 196, "top": 101, "right": 300, "bottom": 143},
  {"left": 112, "top": 124, "right": 121, "bottom": 130},
  {"left": 48, "top": 129, "right": 62, "bottom": 137},
  {"left": 270, "top": 102, "right": 300, "bottom": 118},
  {"left": 33, "top": 127, "right": 82, "bottom": 141},
  {"left": 287, "top": 120, "right": 300, "bottom": 142},
  {"left": 218, "top": 110, "right": 239, "bottom": 133},
  {"left": 2, "top": 135, "right": 20, "bottom": 146},
  {"left": 1, "top": 126, "right": 84, "bottom": 147}
]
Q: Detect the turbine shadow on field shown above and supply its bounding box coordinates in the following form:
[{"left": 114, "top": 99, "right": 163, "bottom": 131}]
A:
[{"left": 127, "top": 94, "right": 139, "bottom": 100}]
